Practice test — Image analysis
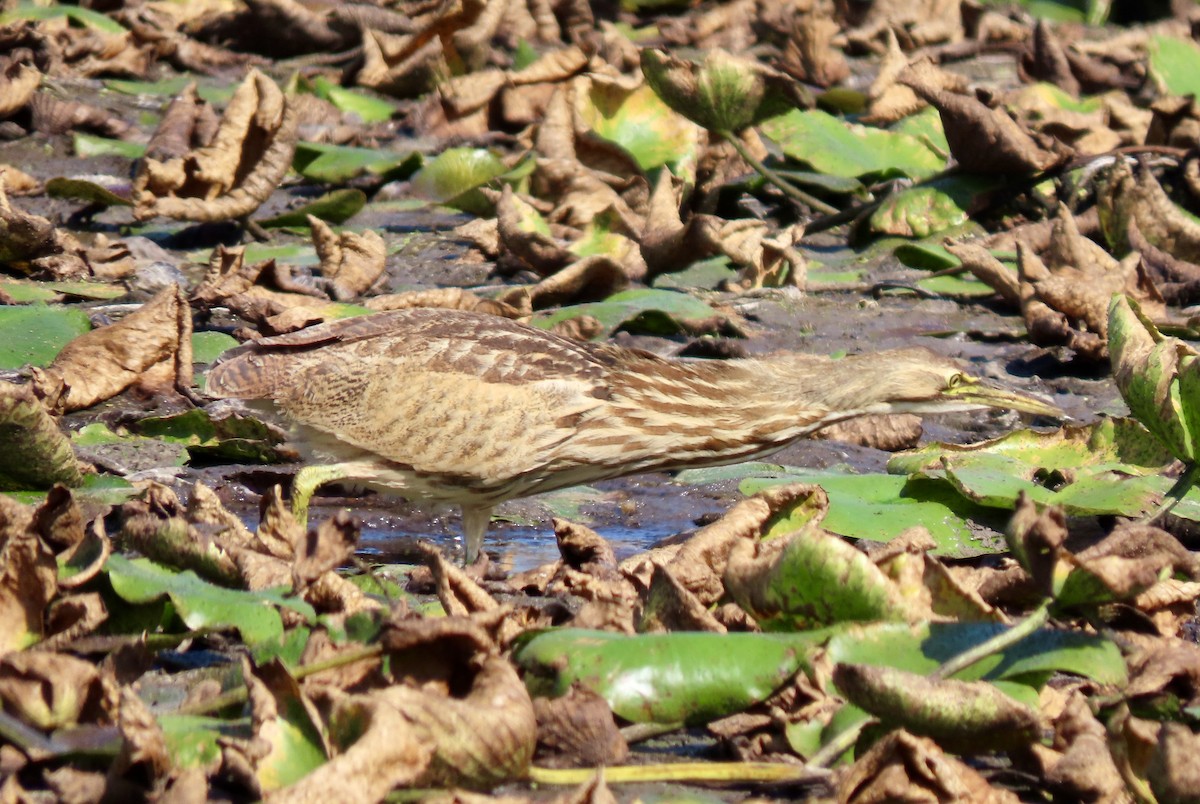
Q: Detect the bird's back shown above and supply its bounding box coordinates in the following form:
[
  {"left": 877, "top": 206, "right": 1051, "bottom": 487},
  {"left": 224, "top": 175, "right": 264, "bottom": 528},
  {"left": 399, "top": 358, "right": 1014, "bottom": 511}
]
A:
[{"left": 207, "top": 310, "right": 645, "bottom": 488}]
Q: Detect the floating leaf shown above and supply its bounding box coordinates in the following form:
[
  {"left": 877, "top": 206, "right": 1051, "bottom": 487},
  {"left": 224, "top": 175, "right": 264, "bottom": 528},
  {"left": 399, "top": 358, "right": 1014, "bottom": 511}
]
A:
[
  {"left": 258, "top": 189, "right": 367, "bottom": 228},
  {"left": 45, "top": 177, "right": 131, "bottom": 208},
  {"left": 577, "top": 82, "right": 702, "bottom": 175},
  {"left": 292, "top": 143, "right": 419, "bottom": 183},
  {"left": 159, "top": 714, "right": 239, "bottom": 770},
  {"left": 191, "top": 331, "right": 239, "bottom": 365},
  {"left": 641, "top": 48, "right": 803, "bottom": 133},
  {"left": 0, "top": 382, "right": 83, "bottom": 489},
  {"left": 516, "top": 629, "right": 824, "bottom": 725},
  {"left": 0, "top": 305, "right": 92, "bottom": 369},
  {"left": 105, "top": 555, "right": 286, "bottom": 646},
  {"left": 761, "top": 109, "right": 945, "bottom": 180},
  {"left": 409, "top": 148, "right": 508, "bottom": 215},
  {"left": 532, "top": 288, "right": 719, "bottom": 338},
  {"left": 310, "top": 76, "right": 397, "bottom": 124},
  {"left": 869, "top": 176, "right": 999, "bottom": 238},
  {"left": 826, "top": 621, "right": 1126, "bottom": 686},
  {"left": 0, "top": 3, "right": 125, "bottom": 33},
  {"left": 104, "top": 77, "right": 231, "bottom": 104},
  {"left": 741, "top": 470, "right": 1002, "bottom": 558},
  {"left": 1149, "top": 33, "right": 1200, "bottom": 98},
  {"left": 73, "top": 133, "right": 145, "bottom": 160}
]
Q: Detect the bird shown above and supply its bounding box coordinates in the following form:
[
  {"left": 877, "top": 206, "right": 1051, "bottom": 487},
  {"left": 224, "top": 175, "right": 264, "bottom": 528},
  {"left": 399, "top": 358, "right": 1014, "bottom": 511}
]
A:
[{"left": 206, "top": 308, "right": 1060, "bottom": 562}]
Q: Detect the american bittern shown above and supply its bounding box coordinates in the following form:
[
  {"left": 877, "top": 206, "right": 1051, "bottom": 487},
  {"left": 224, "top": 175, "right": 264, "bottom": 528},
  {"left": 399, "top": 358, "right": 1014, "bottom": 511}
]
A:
[{"left": 207, "top": 308, "right": 1058, "bottom": 561}]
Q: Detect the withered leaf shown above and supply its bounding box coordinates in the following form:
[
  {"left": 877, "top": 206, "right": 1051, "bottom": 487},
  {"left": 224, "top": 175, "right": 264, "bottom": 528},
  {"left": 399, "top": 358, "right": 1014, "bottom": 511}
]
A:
[
  {"left": 370, "top": 656, "right": 537, "bottom": 788},
  {"left": 0, "top": 383, "right": 85, "bottom": 489},
  {"left": 899, "top": 60, "right": 1067, "bottom": 175},
  {"left": 533, "top": 687, "right": 628, "bottom": 769},
  {"left": 838, "top": 730, "right": 1020, "bottom": 804},
  {"left": 309, "top": 216, "right": 386, "bottom": 300},
  {"left": 0, "top": 62, "right": 40, "bottom": 118},
  {"left": 133, "top": 69, "right": 298, "bottom": 223},
  {"left": 33, "top": 285, "right": 193, "bottom": 413},
  {"left": 0, "top": 651, "right": 113, "bottom": 730},
  {"left": 1101, "top": 158, "right": 1200, "bottom": 263},
  {"left": 0, "top": 495, "right": 58, "bottom": 652},
  {"left": 622, "top": 483, "right": 828, "bottom": 605}
]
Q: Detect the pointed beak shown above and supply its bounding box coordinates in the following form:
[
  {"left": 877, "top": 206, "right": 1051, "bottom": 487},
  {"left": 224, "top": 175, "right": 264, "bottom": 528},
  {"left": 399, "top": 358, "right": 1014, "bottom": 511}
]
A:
[{"left": 945, "top": 380, "right": 1063, "bottom": 418}]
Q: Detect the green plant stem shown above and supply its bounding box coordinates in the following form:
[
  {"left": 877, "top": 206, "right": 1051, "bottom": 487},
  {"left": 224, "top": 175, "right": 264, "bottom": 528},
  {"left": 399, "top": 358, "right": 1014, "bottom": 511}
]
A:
[
  {"left": 719, "top": 131, "right": 839, "bottom": 215},
  {"left": 1144, "top": 460, "right": 1200, "bottom": 524},
  {"left": 808, "top": 714, "right": 874, "bottom": 769},
  {"left": 620, "top": 720, "right": 683, "bottom": 744},
  {"left": 931, "top": 598, "right": 1052, "bottom": 681},
  {"left": 527, "top": 761, "right": 829, "bottom": 786},
  {"left": 177, "top": 642, "right": 383, "bottom": 716}
]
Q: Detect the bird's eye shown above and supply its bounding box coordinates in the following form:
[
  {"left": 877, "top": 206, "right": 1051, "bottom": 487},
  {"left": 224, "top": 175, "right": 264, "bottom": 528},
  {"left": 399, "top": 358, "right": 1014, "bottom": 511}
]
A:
[{"left": 947, "top": 373, "right": 965, "bottom": 388}]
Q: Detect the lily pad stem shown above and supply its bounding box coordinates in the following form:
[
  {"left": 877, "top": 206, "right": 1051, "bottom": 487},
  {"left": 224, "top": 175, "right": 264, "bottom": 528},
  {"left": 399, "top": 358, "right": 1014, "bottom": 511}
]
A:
[
  {"left": 178, "top": 642, "right": 384, "bottom": 716},
  {"left": 1143, "top": 460, "right": 1200, "bottom": 524},
  {"left": 719, "top": 130, "right": 839, "bottom": 215},
  {"left": 931, "top": 598, "right": 1052, "bottom": 681},
  {"left": 808, "top": 713, "right": 875, "bottom": 768},
  {"left": 528, "top": 761, "right": 829, "bottom": 786}
]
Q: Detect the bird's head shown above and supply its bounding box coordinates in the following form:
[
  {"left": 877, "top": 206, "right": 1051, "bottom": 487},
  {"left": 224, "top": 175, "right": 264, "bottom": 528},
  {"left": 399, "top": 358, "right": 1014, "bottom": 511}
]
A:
[
  {"left": 767, "top": 348, "right": 1061, "bottom": 420},
  {"left": 838, "top": 348, "right": 1061, "bottom": 418}
]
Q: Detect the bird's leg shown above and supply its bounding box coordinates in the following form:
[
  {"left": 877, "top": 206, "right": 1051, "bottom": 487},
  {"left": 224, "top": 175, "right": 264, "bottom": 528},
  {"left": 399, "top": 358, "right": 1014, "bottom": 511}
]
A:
[
  {"left": 460, "top": 506, "right": 493, "bottom": 564},
  {"left": 290, "top": 463, "right": 360, "bottom": 527}
]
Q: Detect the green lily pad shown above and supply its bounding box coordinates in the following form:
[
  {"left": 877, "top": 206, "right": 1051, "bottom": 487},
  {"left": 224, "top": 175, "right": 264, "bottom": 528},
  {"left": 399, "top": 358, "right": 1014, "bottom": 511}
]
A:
[
  {"left": 0, "top": 282, "right": 58, "bottom": 303},
  {"left": 258, "top": 189, "right": 367, "bottom": 228},
  {"left": 1, "top": 2, "right": 125, "bottom": 33},
  {"left": 1150, "top": 33, "right": 1200, "bottom": 98},
  {"left": 132, "top": 407, "right": 285, "bottom": 464},
  {"left": 889, "top": 106, "right": 949, "bottom": 156},
  {"left": 0, "top": 305, "right": 92, "bottom": 369},
  {"left": 159, "top": 715, "right": 241, "bottom": 770},
  {"left": 761, "top": 109, "right": 945, "bottom": 180},
  {"left": 515, "top": 629, "right": 826, "bottom": 725},
  {"left": 532, "top": 288, "right": 718, "bottom": 338},
  {"left": 45, "top": 177, "right": 132, "bottom": 208},
  {"left": 827, "top": 621, "right": 1126, "bottom": 686},
  {"left": 740, "top": 470, "right": 1003, "bottom": 558},
  {"left": 292, "top": 142, "right": 420, "bottom": 183},
  {"left": 192, "top": 331, "right": 239, "bottom": 365},
  {"left": 105, "top": 555, "right": 298, "bottom": 646},
  {"left": 409, "top": 148, "right": 509, "bottom": 216},
  {"left": 73, "top": 133, "right": 146, "bottom": 160},
  {"left": 309, "top": 75, "right": 397, "bottom": 124},
  {"left": 577, "top": 82, "right": 702, "bottom": 177},
  {"left": 103, "top": 77, "right": 232, "bottom": 104},
  {"left": 651, "top": 256, "right": 739, "bottom": 290},
  {"left": 870, "top": 175, "right": 1000, "bottom": 238}
]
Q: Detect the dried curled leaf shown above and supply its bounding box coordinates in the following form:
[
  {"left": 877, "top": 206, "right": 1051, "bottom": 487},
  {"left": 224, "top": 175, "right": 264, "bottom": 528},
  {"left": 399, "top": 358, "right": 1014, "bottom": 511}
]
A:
[
  {"left": 899, "top": 60, "right": 1067, "bottom": 175},
  {"left": 309, "top": 216, "right": 386, "bottom": 300},
  {"left": 839, "top": 730, "right": 1020, "bottom": 804},
  {"left": 33, "top": 285, "right": 193, "bottom": 413},
  {"left": 0, "top": 61, "right": 40, "bottom": 118},
  {"left": 369, "top": 656, "right": 537, "bottom": 788},
  {"left": 0, "top": 495, "right": 59, "bottom": 652},
  {"left": 133, "top": 69, "right": 298, "bottom": 222},
  {"left": 0, "top": 384, "right": 84, "bottom": 489},
  {"left": 1100, "top": 158, "right": 1200, "bottom": 263}
]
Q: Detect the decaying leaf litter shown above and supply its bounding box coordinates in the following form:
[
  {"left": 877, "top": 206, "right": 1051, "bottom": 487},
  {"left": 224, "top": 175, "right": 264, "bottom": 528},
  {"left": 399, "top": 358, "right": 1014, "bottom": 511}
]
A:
[{"left": 4, "top": 0, "right": 1200, "bottom": 800}]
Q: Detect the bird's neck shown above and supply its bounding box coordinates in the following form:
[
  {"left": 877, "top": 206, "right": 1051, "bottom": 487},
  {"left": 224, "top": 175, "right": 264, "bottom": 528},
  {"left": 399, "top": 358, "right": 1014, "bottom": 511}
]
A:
[{"left": 580, "top": 354, "right": 877, "bottom": 473}]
